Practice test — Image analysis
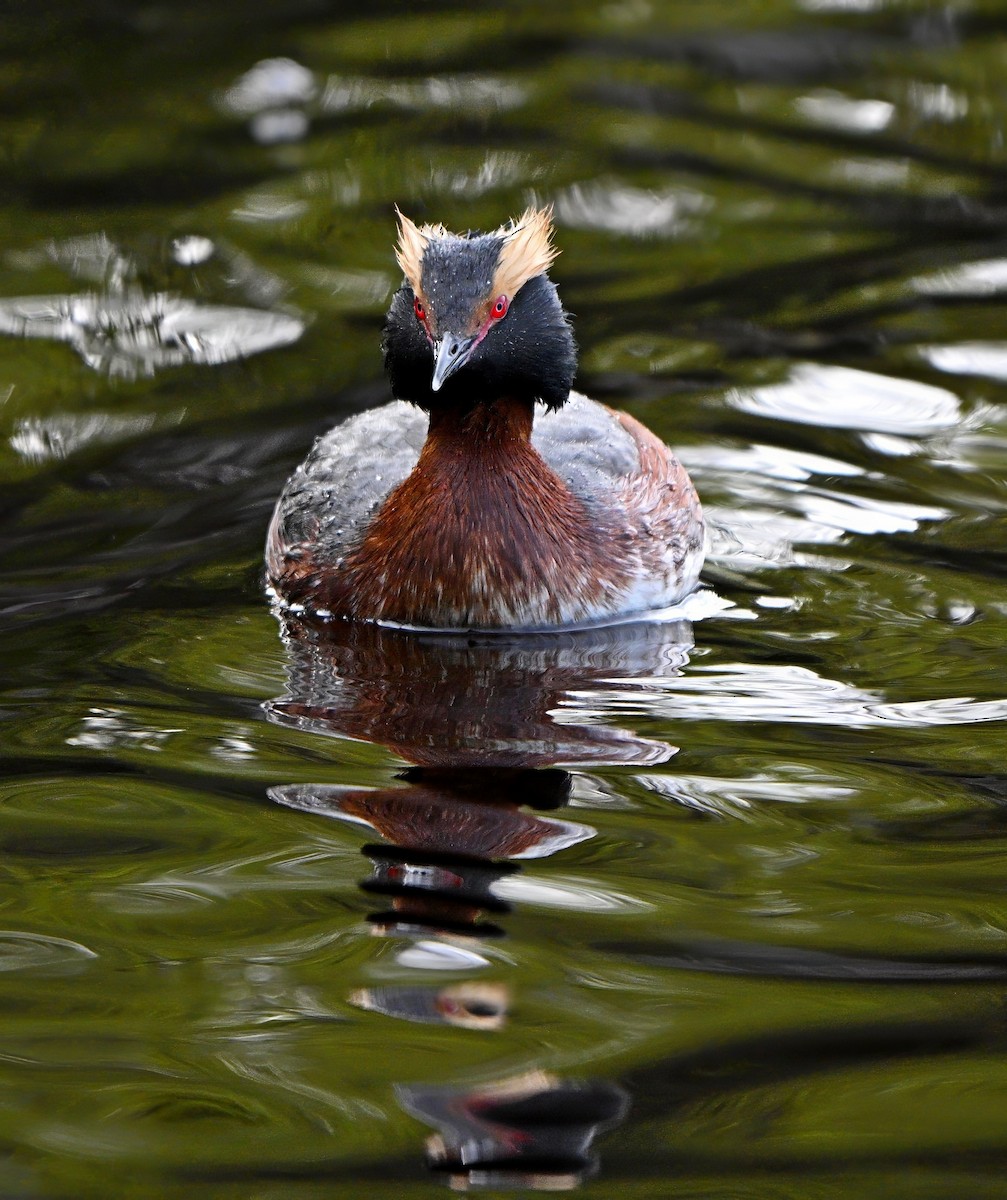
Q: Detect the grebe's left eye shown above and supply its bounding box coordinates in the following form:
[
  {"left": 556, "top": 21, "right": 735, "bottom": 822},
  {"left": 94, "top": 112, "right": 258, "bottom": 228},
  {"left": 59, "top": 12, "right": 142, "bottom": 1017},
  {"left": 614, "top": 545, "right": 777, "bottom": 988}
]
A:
[
  {"left": 490, "top": 295, "right": 509, "bottom": 319},
  {"left": 414, "top": 297, "right": 426, "bottom": 321}
]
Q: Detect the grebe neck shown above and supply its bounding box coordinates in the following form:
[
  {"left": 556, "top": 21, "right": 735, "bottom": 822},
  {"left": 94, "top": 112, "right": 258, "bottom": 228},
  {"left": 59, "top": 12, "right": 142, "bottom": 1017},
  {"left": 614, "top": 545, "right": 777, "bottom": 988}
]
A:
[
  {"left": 329, "top": 393, "right": 615, "bottom": 628},
  {"left": 421, "top": 394, "right": 535, "bottom": 457}
]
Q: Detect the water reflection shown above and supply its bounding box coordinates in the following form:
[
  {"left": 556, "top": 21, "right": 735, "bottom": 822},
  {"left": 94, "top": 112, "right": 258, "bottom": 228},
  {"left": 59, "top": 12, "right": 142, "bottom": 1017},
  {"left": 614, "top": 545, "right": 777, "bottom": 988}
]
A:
[
  {"left": 0, "top": 291, "right": 304, "bottom": 378},
  {"left": 0, "top": 233, "right": 302, "bottom": 379},
  {"left": 555, "top": 178, "right": 710, "bottom": 237},
  {"left": 398, "top": 1072, "right": 630, "bottom": 1192},
  {"left": 265, "top": 614, "right": 691, "bottom": 1187},
  {"left": 271, "top": 765, "right": 590, "bottom": 940},
  {"left": 726, "top": 362, "right": 960, "bottom": 436},
  {"left": 919, "top": 341, "right": 1007, "bottom": 382},
  {"left": 265, "top": 616, "right": 686, "bottom": 768},
  {"left": 218, "top": 57, "right": 317, "bottom": 145},
  {"left": 793, "top": 89, "right": 895, "bottom": 133},
  {"left": 218, "top": 55, "right": 526, "bottom": 148},
  {"left": 351, "top": 981, "right": 508, "bottom": 1031}
]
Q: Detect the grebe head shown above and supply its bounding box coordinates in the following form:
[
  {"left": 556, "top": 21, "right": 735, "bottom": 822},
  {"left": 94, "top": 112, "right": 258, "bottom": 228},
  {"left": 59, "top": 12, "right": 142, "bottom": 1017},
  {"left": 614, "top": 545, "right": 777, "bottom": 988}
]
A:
[{"left": 381, "top": 207, "right": 577, "bottom": 412}]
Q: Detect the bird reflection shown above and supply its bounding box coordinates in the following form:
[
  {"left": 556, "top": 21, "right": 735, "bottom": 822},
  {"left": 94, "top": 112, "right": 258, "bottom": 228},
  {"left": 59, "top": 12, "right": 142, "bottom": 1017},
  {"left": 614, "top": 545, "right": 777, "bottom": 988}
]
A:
[
  {"left": 270, "top": 766, "right": 591, "bottom": 938},
  {"left": 265, "top": 612, "right": 693, "bottom": 1188},
  {"left": 265, "top": 614, "right": 688, "bottom": 768},
  {"left": 350, "top": 981, "right": 508, "bottom": 1031},
  {"left": 398, "top": 1071, "right": 630, "bottom": 1192},
  {"left": 266, "top": 615, "right": 688, "bottom": 936}
]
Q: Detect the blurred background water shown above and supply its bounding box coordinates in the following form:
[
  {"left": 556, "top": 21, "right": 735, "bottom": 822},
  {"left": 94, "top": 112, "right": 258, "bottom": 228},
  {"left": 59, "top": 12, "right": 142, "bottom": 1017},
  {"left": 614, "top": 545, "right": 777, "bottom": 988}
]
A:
[{"left": 1, "top": 1, "right": 1007, "bottom": 1196}]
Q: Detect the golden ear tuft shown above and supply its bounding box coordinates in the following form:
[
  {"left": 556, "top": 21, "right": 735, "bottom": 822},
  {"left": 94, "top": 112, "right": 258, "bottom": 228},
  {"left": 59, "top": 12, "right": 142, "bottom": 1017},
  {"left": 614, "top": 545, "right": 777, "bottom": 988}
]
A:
[
  {"left": 492, "top": 206, "right": 559, "bottom": 299},
  {"left": 394, "top": 207, "right": 449, "bottom": 295},
  {"left": 394, "top": 206, "right": 430, "bottom": 297}
]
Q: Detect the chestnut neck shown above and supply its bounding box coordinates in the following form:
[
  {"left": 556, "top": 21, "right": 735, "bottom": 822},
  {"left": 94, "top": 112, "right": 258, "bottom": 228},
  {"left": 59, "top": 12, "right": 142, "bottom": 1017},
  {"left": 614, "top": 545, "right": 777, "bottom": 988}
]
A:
[
  {"left": 328, "top": 390, "right": 608, "bottom": 626},
  {"left": 421, "top": 395, "right": 536, "bottom": 460}
]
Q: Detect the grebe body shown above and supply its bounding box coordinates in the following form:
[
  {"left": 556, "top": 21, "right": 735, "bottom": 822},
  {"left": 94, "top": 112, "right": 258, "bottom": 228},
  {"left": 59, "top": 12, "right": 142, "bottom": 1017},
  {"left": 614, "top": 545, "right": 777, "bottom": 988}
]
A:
[{"left": 267, "top": 209, "right": 703, "bottom": 630}]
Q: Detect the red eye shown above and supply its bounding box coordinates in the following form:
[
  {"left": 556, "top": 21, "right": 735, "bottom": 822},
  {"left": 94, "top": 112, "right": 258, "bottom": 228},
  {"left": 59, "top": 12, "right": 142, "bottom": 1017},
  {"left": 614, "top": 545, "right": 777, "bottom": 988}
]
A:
[
  {"left": 413, "top": 297, "right": 426, "bottom": 322},
  {"left": 490, "top": 295, "right": 509, "bottom": 320}
]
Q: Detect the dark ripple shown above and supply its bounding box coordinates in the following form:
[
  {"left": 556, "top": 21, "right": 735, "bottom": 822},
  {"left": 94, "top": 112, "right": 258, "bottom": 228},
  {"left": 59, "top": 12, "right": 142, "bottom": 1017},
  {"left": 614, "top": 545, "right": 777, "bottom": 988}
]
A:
[
  {"left": 606, "top": 936, "right": 1007, "bottom": 982},
  {"left": 0, "top": 831, "right": 172, "bottom": 859},
  {"left": 594, "top": 19, "right": 954, "bottom": 85}
]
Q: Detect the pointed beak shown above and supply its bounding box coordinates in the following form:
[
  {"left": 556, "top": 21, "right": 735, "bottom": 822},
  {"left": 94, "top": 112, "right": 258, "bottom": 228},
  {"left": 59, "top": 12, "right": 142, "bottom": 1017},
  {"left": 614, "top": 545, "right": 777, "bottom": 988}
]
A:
[{"left": 430, "top": 331, "right": 477, "bottom": 392}]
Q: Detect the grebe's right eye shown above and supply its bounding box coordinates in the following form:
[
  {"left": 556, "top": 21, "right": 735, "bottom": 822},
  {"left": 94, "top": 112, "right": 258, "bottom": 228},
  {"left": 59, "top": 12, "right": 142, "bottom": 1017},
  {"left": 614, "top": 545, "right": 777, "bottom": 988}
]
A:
[{"left": 414, "top": 298, "right": 426, "bottom": 322}]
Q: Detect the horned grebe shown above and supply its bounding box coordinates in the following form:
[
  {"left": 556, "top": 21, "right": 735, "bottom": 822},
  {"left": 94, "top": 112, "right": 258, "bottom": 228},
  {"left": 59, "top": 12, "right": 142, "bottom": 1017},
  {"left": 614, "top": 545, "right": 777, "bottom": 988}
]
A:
[{"left": 266, "top": 207, "right": 704, "bottom": 629}]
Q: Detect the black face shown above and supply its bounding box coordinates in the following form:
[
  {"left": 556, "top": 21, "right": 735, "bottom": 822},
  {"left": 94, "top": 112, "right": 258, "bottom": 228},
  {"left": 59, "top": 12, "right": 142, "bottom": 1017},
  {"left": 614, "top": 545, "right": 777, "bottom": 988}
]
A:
[{"left": 381, "top": 265, "right": 577, "bottom": 413}]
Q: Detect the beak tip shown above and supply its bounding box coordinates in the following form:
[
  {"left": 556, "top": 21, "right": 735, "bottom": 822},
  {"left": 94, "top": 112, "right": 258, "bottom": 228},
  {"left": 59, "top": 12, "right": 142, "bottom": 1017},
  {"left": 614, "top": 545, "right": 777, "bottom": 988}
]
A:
[{"left": 430, "top": 331, "right": 476, "bottom": 395}]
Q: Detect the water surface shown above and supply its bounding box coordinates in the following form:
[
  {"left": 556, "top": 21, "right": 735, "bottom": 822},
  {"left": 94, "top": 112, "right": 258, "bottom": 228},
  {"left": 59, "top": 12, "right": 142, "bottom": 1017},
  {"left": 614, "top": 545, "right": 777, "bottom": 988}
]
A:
[{"left": 1, "top": 2, "right": 1006, "bottom": 1196}]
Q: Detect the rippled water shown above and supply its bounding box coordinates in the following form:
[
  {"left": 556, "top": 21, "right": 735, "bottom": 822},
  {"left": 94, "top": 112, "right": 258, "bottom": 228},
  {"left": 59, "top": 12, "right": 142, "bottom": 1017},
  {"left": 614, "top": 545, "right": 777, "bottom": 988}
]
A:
[{"left": 2, "top": 2, "right": 1006, "bottom": 1196}]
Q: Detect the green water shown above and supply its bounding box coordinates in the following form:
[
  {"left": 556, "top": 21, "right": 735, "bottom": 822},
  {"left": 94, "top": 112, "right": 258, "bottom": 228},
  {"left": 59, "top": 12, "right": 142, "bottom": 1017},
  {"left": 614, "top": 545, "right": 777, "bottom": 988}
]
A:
[{"left": 2, "top": 1, "right": 1006, "bottom": 1196}]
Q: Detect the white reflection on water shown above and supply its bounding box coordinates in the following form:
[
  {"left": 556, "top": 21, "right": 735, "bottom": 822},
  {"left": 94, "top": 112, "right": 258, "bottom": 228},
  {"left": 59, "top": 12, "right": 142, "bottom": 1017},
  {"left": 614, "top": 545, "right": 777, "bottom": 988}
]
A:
[
  {"left": 913, "top": 258, "right": 1007, "bottom": 296},
  {"left": 906, "top": 81, "right": 968, "bottom": 122},
  {"left": 0, "top": 292, "right": 304, "bottom": 378},
  {"left": 794, "top": 490, "right": 947, "bottom": 535},
  {"left": 691, "top": 443, "right": 857, "bottom": 568},
  {"left": 692, "top": 436, "right": 946, "bottom": 575},
  {"left": 218, "top": 57, "right": 318, "bottom": 146},
  {"left": 250, "top": 110, "right": 310, "bottom": 144},
  {"left": 930, "top": 422, "right": 1007, "bottom": 473},
  {"left": 705, "top": 507, "right": 845, "bottom": 574},
  {"left": 491, "top": 876, "right": 653, "bottom": 912},
  {"left": 831, "top": 156, "right": 911, "bottom": 187},
  {"left": 555, "top": 179, "right": 710, "bottom": 237},
  {"left": 859, "top": 432, "right": 918, "bottom": 457},
  {"left": 107, "top": 851, "right": 360, "bottom": 913},
  {"left": 799, "top": 0, "right": 883, "bottom": 10},
  {"left": 220, "top": 62, "right": 526, "bottom": 144},
  {"left": 396, "top": 941, "right": 490, "bottom": 971},
  {"left": 171, "top": 235, "right": 215, "bottom": 266},
  {"left": 66, "top": 707, "right": 183, "bottom": 751},
  {"left": 297, "top": 265, "right": 391, "bottom": 306},
  {"left": 919, "top": 342, "right": 1007, "bottom": 381},
  {"left": 860, "top": 401, "right": 1006, "bottom": 471},
  {"left": 6, "top": 232, "right": 124, "bottom": 283},
  {"left": 566, "top": 663, "right": 1007, "bottom": 729},
  {"left": 220, "top": 58, "right": 317, "bottom": 115},
  {"left": 0, "top": 931, "right": 97, "bottom": 972},
  {"left": 8, "top": 230, "right": 289, "bottom": 312},
  {"left": 638, "top": 768, "right": 855, "bottom": 818},
  {"left": 425, "top": 151, "right": 529, "bottom": 199},
  {"left": 728, "top": 362, "right": 960, "bottom": 435},
  {"left": 319, "top": 74, "right": 526, "bottom": 115},
  {"left": 10, "top": 411, "right": 161, "bottom": 464},
  {"left": 688, "top": 442, "right": 864, "bottom": 482},
  {"left": 755, "top": 595, "right": 798, "bottom": 610},
  {"left": 794, "top": 90, "right": 894, "bottom": 132},
  {"left": 231, "top": 193, "right": 311, "bottom": 224}
]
